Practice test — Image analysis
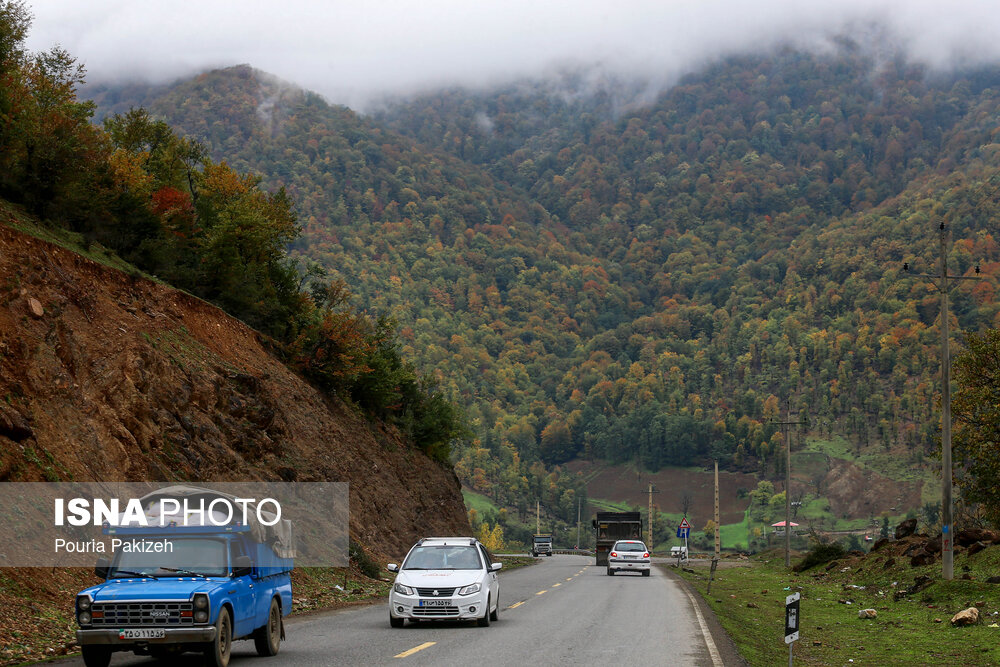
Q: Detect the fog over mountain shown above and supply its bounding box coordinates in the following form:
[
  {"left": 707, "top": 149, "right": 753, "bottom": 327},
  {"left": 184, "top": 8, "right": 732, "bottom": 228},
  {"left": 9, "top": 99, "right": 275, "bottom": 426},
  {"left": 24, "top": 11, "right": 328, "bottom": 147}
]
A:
[{"left": 25, "top": 0, "right": 1000, "bottom": 109}]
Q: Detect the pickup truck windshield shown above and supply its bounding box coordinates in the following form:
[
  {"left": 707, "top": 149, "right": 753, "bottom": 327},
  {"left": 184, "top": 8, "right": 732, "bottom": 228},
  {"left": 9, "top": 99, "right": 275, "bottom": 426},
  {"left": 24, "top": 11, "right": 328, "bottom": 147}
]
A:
[
  {"left": 110, "top": 538, "right": 228, "bottom": 578},
  {"left": 403, "top": 546, "right": 482, "bottom": 570}
]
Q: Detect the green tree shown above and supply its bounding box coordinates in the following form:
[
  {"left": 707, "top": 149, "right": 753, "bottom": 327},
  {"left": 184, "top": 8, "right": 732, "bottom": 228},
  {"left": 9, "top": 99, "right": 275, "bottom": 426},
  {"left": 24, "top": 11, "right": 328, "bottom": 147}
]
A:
[{"left": 951, "top": 329, "right": 1000, "bottom": 527}]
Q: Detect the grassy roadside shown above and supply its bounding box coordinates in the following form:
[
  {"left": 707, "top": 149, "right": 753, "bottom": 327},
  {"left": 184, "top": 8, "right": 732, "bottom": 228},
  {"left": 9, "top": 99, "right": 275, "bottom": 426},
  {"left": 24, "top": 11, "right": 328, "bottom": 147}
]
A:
[{"left": 674, "top": 546, "right": 1000, "bottom": 666}]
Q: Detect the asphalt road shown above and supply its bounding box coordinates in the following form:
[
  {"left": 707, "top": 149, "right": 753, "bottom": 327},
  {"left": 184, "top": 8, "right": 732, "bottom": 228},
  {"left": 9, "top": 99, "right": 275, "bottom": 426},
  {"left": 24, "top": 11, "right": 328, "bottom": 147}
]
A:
[{"left": 52, "top": 554, "right": 730, "bottom": 666}]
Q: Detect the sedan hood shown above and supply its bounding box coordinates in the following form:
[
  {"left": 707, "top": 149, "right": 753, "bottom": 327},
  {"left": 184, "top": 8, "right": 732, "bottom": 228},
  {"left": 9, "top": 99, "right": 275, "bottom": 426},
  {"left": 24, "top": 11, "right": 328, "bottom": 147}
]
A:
[{"left": 396, "top": 570, "right": 480, "bottom": 589}]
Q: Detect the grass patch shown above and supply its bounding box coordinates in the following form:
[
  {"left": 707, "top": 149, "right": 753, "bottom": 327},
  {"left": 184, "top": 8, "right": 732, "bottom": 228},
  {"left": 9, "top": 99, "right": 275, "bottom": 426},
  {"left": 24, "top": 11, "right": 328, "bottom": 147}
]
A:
[
  {"left": 1, "top": 202, "right": 158, "bottom": 282},
  {"left": 675, "top": 544, "right": 1000, "bottom": 666},
  {"left": 720, "top": 509, "right": 751, "bottom": 551},
  {"left": 462, "top": 487, "right": 500, "bottom": 516}
]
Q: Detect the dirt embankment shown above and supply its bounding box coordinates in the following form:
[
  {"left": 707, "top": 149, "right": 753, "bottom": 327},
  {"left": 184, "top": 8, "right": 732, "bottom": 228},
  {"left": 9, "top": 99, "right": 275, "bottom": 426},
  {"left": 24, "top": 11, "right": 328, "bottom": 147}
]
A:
[{"left": 0, "top": 221, "right": 469, "bottom": 557}]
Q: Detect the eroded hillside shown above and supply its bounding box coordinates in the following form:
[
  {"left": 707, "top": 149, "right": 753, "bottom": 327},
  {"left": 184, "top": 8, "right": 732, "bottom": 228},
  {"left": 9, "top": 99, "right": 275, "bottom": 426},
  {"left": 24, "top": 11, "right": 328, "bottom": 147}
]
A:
[{"left": 0, "top": 215, "right": 468, "bottom": 556}]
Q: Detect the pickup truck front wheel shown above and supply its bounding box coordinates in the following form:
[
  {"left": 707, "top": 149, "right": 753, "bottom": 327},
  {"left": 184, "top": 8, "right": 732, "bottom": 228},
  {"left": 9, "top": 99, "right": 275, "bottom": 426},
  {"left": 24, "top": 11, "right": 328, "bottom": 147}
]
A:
[
  {"left": 205, "top": 607, "right": 233, "bottom": 667},
  {"left": 81, "top": 646, "right": 111, "bottom": 667},
  {"left": 254, "top": 598, "right": 282, "bottom": 656}
]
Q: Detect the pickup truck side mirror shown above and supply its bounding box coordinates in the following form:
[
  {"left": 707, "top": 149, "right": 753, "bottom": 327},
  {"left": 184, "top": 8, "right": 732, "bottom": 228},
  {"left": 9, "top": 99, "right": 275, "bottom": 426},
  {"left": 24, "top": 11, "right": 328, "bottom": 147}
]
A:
[
  {"left": 94, "top": 557, "right": 110, "bottom": 579},
  {"left": 232, "top": 555, "right": 253, "bottom": 578},
  {"left": 386, "top": 563, "right": 399, "bottom": 572}
]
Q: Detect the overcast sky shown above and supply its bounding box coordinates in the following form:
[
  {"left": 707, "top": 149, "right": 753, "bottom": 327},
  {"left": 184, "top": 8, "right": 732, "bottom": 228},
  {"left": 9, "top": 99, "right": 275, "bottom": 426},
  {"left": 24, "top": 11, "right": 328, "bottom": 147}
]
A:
[{"left": 22, "top": 0, "right": 1000, "bottom": 110}]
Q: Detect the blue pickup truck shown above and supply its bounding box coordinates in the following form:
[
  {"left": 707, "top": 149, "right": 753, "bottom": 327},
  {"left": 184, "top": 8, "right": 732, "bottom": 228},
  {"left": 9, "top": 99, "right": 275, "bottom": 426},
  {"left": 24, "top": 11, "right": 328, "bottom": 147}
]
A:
[{"left": 74, "top": 490, "right": 293, "bottom": 667}]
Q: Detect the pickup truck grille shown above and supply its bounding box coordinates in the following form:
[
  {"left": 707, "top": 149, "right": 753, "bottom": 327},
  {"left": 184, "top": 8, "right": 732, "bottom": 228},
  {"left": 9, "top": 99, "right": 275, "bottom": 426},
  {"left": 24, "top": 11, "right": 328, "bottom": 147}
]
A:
[
  {"left": 416, "top": 587, "right": 456, "bottom": 597},
  {"left": 91, "top": 602, "right": 194, "bottom": 626}
]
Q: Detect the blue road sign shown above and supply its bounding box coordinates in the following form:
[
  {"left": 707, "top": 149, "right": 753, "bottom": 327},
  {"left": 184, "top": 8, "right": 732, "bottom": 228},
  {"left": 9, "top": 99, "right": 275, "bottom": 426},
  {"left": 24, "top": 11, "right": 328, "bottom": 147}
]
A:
[{"left": 676, "top": 526, "right": 690, "bottom": 539}]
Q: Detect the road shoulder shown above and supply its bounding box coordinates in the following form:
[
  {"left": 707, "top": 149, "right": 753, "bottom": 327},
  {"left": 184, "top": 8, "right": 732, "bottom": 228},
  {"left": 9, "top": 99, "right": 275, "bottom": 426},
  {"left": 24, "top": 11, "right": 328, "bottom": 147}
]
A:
[{"left": 660, "top": 565, "right": 749, "bottom": 667}]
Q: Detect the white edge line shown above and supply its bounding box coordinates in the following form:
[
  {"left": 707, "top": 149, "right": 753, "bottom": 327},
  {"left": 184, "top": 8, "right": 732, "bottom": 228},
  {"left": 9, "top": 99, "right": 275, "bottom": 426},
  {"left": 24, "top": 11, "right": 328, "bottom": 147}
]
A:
[{"left": 677, "top": 579, "right": 723, "bottom": 666}]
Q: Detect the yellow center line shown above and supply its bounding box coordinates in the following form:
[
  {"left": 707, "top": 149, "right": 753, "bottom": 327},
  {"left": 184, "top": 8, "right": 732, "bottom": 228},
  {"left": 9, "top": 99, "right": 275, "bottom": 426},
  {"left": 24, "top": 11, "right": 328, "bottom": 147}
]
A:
[
  {"left": 536, "top": 590, "right": 547, "bottom": 595},
  {"left": 509, "top": 601, "right": 526, "bottom": 609},
  {"left": 566, "top": 577, "right": 573, "bottom": 581},
  {"left": 552, "top": 583, "right": 561, "bottom": 587},
  {"left": 394, "top": 642, "right": 436, "bottom": 659}
]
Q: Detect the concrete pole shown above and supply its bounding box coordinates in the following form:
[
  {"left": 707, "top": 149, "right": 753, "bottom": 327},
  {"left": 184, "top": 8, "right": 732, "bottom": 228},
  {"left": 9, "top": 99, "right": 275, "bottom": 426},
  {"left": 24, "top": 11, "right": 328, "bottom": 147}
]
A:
[
  {"left": 714, "top": 460, "right": 721, "bottom": 559},
  {"left": 648, "top": 482, "right": 654, "bottom": 547},
  {"left": 940, "top": 225, "right": 954, "bottom": 581},
  {"left": 785, "top": 424, "right": 792, "bottom": 569},
  {"left": 536, "top": 500, "right": 540, "bottom": 535},
  {"left": 576, "top": 497, "right": 581, "bottom": 549}
]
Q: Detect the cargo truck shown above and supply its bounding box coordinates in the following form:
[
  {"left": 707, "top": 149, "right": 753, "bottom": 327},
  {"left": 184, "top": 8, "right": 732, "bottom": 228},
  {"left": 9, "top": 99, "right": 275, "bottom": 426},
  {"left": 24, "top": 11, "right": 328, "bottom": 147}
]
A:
[
  {"left": 531, "top": 533, "right": 553, "bottom": 557},
  {"left": 592, "top": 512, "right": 642, "bottom": 566}
]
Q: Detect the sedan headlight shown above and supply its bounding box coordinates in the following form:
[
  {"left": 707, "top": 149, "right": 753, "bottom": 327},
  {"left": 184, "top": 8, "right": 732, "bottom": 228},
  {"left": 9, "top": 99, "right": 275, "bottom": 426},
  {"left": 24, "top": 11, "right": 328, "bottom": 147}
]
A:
[
  {"left": 457, "top": 583, "right": 481, "bottom": 596},
  {"left": 393, "top": 583, "right": 415, "bottom": 596}
]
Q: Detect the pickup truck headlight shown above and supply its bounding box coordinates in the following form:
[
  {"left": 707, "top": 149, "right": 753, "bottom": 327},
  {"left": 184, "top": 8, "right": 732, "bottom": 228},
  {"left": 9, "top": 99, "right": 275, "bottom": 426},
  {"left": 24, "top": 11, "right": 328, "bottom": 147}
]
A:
[
  {"left": 193, "top": 593, "right": 209, "bottom": 609},
  {"left": 78, "top": 611, "right": 92, "bottom": 625},
  {"left": 393, "top": 583, "right": 414, "bottom": 596},
  {"left": 76, "top": 595, "right": 92, "bottom": 611},
  {"left": 457, "top": 583, "right": 481, "bottom": 596},
  {"left": 194, "top": 610, "right": 209, "bottom": 623}
]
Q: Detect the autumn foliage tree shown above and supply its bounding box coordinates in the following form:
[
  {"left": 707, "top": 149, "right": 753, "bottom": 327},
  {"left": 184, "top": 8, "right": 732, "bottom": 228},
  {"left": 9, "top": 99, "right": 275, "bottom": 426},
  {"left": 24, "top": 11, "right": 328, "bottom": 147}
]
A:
[{"left": 951, "top": 329, "right": 1000, "bottom": 527}]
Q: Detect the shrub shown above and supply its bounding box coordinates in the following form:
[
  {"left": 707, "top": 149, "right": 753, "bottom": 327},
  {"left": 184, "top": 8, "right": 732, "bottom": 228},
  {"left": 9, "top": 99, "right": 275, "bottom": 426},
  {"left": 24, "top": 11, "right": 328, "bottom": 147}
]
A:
[{"left": 793, "top": 540, "right": 846, "bottom": 572}]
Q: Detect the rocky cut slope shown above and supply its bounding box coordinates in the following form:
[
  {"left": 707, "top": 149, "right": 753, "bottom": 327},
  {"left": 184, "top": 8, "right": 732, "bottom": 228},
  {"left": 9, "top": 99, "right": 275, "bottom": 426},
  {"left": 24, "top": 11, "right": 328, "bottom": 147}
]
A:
[{"left": 0, "top": 213, "right": 469, "bottom": 556}]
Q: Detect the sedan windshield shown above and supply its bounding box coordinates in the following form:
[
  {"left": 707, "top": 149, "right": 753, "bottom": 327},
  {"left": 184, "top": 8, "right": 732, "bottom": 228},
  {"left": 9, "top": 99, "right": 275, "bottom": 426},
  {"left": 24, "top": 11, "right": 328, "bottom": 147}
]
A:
[
  {"left": 615, "top": 542, "right": 647, "bottom": 552},
  {"left": 403, "top": 546, "right": 482, "bottom": 570}
]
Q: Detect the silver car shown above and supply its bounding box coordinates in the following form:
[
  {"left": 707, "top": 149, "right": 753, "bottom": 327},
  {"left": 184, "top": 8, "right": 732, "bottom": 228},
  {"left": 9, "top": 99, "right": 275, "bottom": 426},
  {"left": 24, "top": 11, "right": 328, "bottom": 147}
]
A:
[{"left": 606, "top": 540, "right": 650, "bottom": 576}]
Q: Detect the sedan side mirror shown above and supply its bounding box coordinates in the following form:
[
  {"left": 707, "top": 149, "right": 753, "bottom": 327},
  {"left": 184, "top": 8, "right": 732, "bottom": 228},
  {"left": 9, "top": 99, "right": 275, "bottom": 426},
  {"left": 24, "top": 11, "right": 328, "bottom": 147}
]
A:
[
  {"left": 94, "top": 557, "right": 110, "bottom": 579},
  {"left": 490, "top": 562, "right": 502, "bottom": 572},
  {"left": 387, "top": 563, "right": 399, "bottom": 572},
  {"left": 232, "top": 555, "right": 252, "bottom": 578}
]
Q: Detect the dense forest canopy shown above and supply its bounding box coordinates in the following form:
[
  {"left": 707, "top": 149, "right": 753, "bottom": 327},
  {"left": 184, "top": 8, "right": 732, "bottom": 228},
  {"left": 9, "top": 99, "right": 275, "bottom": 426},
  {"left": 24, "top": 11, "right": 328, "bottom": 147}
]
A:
[{"left": 83, "top": 42, "right": 1000, "bottom": 522}]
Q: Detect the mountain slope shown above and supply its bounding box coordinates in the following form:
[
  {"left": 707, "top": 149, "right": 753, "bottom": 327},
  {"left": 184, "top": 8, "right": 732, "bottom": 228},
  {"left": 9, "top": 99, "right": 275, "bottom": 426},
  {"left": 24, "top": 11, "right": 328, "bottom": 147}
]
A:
[{"left": 85, "top": 51, "right": 1000, "bottom": 528}]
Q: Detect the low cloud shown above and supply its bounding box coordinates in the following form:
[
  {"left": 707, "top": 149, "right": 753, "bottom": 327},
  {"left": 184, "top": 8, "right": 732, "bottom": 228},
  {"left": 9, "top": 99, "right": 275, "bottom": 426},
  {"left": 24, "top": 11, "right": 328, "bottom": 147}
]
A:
[{"left": 23, "top": 0, "right": 1000, "bottom": 110}]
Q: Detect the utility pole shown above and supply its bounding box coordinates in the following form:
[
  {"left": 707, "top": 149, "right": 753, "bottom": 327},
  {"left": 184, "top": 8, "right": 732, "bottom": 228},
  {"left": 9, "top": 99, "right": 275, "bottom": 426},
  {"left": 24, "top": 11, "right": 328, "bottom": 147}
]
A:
[
  {"left": 772, "top": 413, "right": 807, "bottom": 569},
  {"left": 708, "top": 460, "right": 721, "bottom": 594},
  {"left": 576, "top": 496, "right": 581, "bottom": 549},
  {"left": 536, "top": 500, "right": 540, "bottom": 535},
  {"left": 904, "top": 221, "right": 982, "bottom": 581},
  {"left": 646, "top": 482, "right": 660, "bottom": 547},
  {"left": 714, "top": 460, "right": 721, "bottom": 559}
]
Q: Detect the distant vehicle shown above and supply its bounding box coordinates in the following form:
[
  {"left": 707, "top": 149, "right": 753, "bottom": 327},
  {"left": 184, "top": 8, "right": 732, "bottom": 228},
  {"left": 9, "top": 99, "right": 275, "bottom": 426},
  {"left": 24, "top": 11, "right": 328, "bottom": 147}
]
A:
[
  {"left": 592, "top": 512, "right": 642, "bottom": 566},
  {"left": 607, "top": 540, "right": 651, "bottom": 576},
  {"left": 387, "top": 537, "right": 501, "bottom": 627},
  {"left": 531, "top": 533, "right": 553, "bottom": 557},
  {"left": 74, "top": 487, "right": 293, "bottom": 667},
  {"left": 670, "top": 545, "right": 689, "bottom": 562}
]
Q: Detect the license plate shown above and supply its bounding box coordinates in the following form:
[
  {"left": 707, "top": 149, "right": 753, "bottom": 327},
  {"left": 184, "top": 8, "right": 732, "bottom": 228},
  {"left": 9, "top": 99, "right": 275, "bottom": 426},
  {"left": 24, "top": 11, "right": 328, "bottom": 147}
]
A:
[
  {"left": 625, "top": 555, "right": 637, "bottom": 559},
  {"left": 118, "top": 628, "right": 165, "bottom": 639},
  {"left": 418, "top": 599, "right": 453, "bottom": 607}
]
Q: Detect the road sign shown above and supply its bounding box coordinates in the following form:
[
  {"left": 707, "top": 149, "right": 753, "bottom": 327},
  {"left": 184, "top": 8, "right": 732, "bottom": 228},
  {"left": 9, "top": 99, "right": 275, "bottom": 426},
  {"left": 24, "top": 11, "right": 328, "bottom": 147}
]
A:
[
  {"left": 785, "top": 592, "right": 800, "bottom": 644},
  {"left": 676, "top": 526, "right": 690, "bottom": 539},
  {"left": 679, "top": 517, "right": 690, "bottom": 529}
]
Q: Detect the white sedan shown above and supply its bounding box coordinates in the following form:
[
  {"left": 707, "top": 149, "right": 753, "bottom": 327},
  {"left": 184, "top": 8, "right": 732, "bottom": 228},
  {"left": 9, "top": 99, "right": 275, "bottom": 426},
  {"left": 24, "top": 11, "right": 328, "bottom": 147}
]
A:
[
  {"left": 606, "top": 540, "right": 651, "bottom": 576},
  {"left": 387, "top": 537, "right": 501, "bottom": 627}
]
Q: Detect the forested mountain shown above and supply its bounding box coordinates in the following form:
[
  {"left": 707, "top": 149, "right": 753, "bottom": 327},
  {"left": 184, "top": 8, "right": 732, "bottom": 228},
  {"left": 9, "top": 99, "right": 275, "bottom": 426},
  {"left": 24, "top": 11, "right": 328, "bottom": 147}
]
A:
[{"left": 86, "top": 46, "right": 1000, "bottom": 522}]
